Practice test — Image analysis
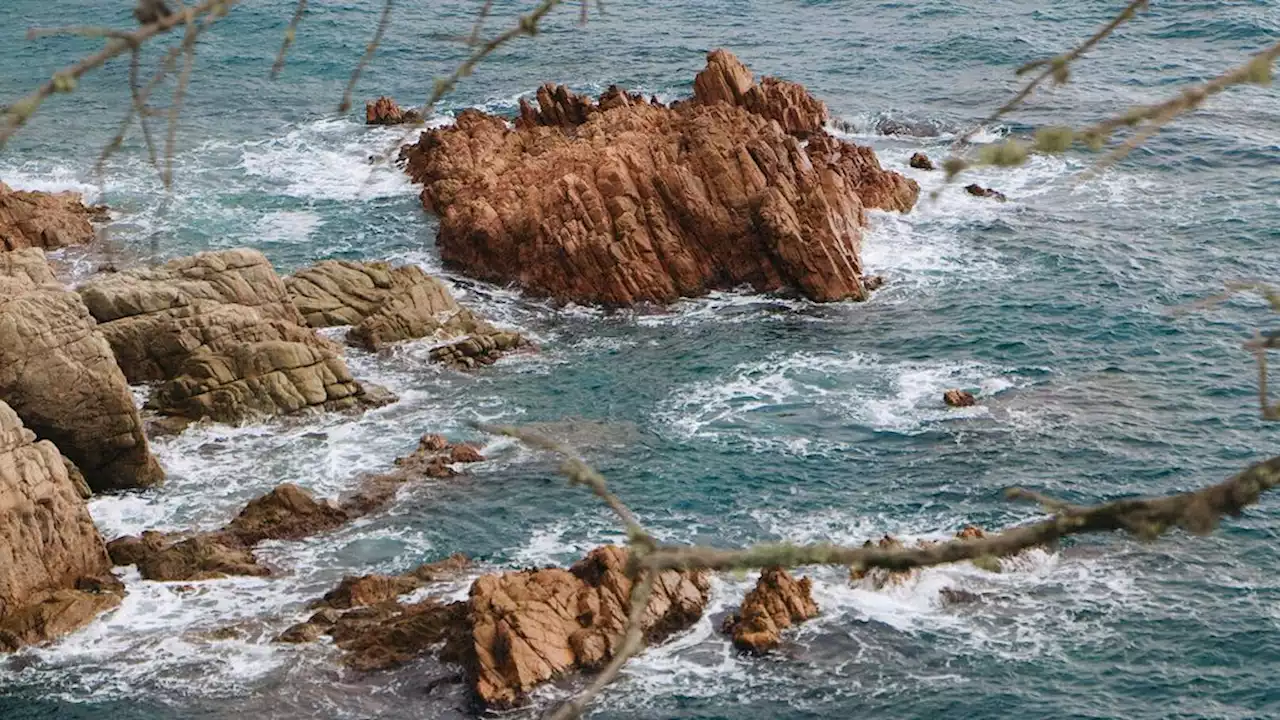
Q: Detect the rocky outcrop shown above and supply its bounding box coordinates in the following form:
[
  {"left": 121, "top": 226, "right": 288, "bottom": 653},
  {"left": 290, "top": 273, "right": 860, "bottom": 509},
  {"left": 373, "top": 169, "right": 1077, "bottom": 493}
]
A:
[
  {"left": 462, "top": 545, "right": 710, "bottom": 708},
  {"left": 401, "top": 49, "right": 918, "bottom": 307},
  {"left": 0, "top": 249, "right": 163, "bottom": 492},
  {"left": 78, "top": 249, "right": 391, "bottom": 424},
  {"left": 721, "top": 567, "right": 818, "bottom": 654},
  {"left": 851, "top": 526, "right": 993, "bottom": 590},
  {"left": 0, "top": 401, "right": 123, "bottom": 652},
  {"left": 314, "top": 554, "right": 471, "bottom": 610},
  {"left": 943, "top": 389, "right": 976, "bottom": 407},
  {"left": 107, "top": 436, "right": 483, "bottom": 581},
  {"left": 366, "top": 96, "right": 422, "bottom": 125},
  {"left": 965, "top": 184, "right": 1007, "bottom": 202},
  {"left": 284, "top": 260, "right": 525, "bottom": 363},
  {"left": 692, "top": 49, "right": 829, "bottom": 138},
  {"left": 909, "top": 152, "right": 935, "bottom": 170},
  {"left": 0, "top": 182, "right": 102, "bottom": 251}
]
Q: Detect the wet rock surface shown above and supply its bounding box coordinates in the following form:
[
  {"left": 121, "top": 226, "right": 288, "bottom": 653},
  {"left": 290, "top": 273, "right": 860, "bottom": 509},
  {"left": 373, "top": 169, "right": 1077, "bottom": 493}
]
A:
[
  {"left": 365, "top": 96, "right": 422, "bottom": 126},
  {"left": 721, "top": 566, "right": 819, "bottom": 654},
  {"left": 0, "top": 182, "right": 100, "bottom": 251}
]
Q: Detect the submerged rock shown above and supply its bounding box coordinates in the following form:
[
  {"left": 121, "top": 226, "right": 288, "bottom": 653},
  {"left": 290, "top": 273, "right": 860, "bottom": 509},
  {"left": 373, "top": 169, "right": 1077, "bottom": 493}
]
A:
[
  {"left": 964, "top": 184, "right": 1007, "bottom": 202},
  {"left": 107, "top": 437, "right": 484, "bottom": 582},
  {"left": 285, "top": 259, "right": 527, "bottom": 362},
  {"left": 0, "top": 182, "right": 100, "bottom": 251},
  {"left": 721, "top": 566, "right": 819, "bottom": 654},
  {"left": 0, "top": 401, "right": 124, "bottom": 652},
  {"left": 943, "top": 389, "right": 976, "bottom": 407},
  {"left": 909, "top": 152, "right": 935, "bottom": 170},
  {"left": 78, "top": 249, "right": 390, "bottom": 424},
  {"left": 365, "top": 96, "right": 422, "bottom": 125},
  {"left": 0, "top": 249, "right": 163, "bottom": 492},
  {"left": 401, "top": 49, "right": 918, "bottom": 307}
]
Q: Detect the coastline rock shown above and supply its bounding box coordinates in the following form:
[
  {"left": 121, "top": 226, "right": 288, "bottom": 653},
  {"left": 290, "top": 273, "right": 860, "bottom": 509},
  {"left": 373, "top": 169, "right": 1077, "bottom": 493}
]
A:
[
  {"left": 78, "top": 249, "right": 390, "bottom": 424},
  {"left": 863, "top": 274, "right": 885, "bottom": 292},
  {"left": 366, "top": 96, "right": 422, "bottom": 126},
  {"left": 943, "top": 389, "right": 976, "bottom": 407},
  {"left": 721, "top": 566, "right": 819, "bottom": 654},
  {"left": 461, "top": 545, "right": 710, "bottom": 709},
  {"left": 108, "top": 438, "right": 484, "bottom": 581},
  {"left": 0, "top": 182, "right": 98, "bottom": 251},
  {"left": 401, "top": 49, "right": 918, "bottom": 307},
  {"left": 909, "top": 152, "right": 935, "bottom": 170},
  {"left": 964, "top": 184, "right": 1007, "bottom": 202},
  {"left": 0, "top": 401, "right": 123, "bottom": 652},
  {"left": 286, "top": 259, "right": 528, "bottom": 360},
  {"left": 0, "top": 250, "right": 163, "bottom": 492}
]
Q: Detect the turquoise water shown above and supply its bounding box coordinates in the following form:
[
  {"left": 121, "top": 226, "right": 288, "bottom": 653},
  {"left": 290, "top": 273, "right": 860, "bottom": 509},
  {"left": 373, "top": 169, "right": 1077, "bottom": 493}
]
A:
[{"left": 3, "top": 1, "right": 1280, "bottom": 718}]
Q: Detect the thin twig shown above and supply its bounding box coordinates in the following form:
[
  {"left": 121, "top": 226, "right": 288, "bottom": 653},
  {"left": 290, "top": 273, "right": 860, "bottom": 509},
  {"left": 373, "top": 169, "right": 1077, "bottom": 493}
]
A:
[
  {"left": 26, "top": 26, "right": 138, "bottom": 40},
  {"left": 469, "top": 0, "right": 494, "bottom": 45},
  {"left": 163, "top": 11, "right": 204, "bottom": 188},
  {"left": 1, "top": 0, "right": 241, "bottom": 151},
  {"left": 953, "top": 0, "right": 1149, "bottom": 148},
  {"left": 338, "top": 0, "right": 394, "bottom": 113},
  {"left": 270, "top": 0, "right": 309, "bottom": 79}
]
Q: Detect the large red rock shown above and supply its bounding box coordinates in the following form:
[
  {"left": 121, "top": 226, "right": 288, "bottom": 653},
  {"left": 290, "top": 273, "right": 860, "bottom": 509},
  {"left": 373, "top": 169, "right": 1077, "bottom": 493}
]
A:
[
  {"left": 460, "top": 545, "right": 710, "bottom": 708},
  {"left": 401, "top": 49, "right": 918, "bottom": 307},
  {"left": 721, "top": 566, "right": 818, "bottom": 654},
  {"left": 0, "top": 401, "right": 123, "bottom": 652},
  {"left": 0, "top": 182, "right": 101, "bottom": 251}
]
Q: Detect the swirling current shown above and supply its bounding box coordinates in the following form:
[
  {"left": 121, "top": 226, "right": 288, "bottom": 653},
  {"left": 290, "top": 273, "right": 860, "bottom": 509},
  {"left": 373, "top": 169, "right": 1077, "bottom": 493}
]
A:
[{"left": 2, "top": 0, "right": 1279, "bottom": 718}]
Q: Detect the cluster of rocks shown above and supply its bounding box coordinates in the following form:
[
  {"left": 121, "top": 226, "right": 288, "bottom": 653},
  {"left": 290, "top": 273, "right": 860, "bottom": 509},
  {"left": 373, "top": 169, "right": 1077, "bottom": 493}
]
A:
[
  {"left": 401, "top": 49, "right": 919, "bottom": 307},
  {"left": 365, "top": 96, "right": 423, "bottom": 126},
  {"left": 0, "top": 181, "right": 105, "bottom": 251}
]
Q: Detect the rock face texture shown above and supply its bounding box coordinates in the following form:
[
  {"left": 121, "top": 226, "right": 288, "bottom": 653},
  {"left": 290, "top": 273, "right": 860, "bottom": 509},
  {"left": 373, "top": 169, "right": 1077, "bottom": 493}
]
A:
[
  {"left": 284, "top": 260, "right": 525, "bottom": 364},
  {"left": 722, "top": 567, "right": 818, "bottom": 654},
  {"left": 909, "top": 152, "right": 935, "bottom": 170},
  {"left": 0, "top": 182, "right": 101, "bottom": 251},
  {"left": 107, "top": 436, "right": 484, "bottom": 581},
  {"left": 461, "top": 545, "right": 710, "bottom": 708},
  {"left": 401, "top": 49, "right": 918, "bottom": 307},
  {"left": 943, "top": 389, "right": 976, "bottom": 407},
  {"left": 0, "top": 401, "right": 123, "bottom": 652},
  {"left": 366, "top": 96, "right": 422, "bottom": 125},
  {"left": 0, "top": 249, "right": 163, "bottom": 492},
  {"left": 78, "top": 249, "right": 389, "bottom": 424}
]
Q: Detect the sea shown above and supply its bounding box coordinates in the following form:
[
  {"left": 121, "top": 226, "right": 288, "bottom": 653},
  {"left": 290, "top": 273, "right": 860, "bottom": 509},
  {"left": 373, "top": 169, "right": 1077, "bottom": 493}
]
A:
[{"left": 2, "top": 1, "right": 1279, "bottom": 718}]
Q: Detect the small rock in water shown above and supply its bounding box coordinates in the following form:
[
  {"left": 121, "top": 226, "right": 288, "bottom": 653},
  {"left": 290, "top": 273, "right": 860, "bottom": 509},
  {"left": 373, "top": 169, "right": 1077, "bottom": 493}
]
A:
[
  {"left": 909, "top": 152, "right": 935, "bottom": 170},
  {"left": 943, "top": 389, "right": 976, "bottom": 407},
  {"left": 939, "top": 587, "right": 982, "bottom": 605},
  {"left": 964, "top": 184, "right": 1007, "bottom": 202},
  {"left": 863, "top": 274, "right": 886, "bottom": 292}
]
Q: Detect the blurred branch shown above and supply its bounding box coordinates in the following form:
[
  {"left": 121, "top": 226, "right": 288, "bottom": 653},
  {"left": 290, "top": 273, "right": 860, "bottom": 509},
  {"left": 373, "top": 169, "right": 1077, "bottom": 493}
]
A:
[
  {"left": 338, "top": 0, "right": 394, "bottom": 113},
  {"left": 270, "top": 0, "right": 309, "bottom": 79},
  {"left": 1, "top": 0, "right": 241, "bottom": 152}
]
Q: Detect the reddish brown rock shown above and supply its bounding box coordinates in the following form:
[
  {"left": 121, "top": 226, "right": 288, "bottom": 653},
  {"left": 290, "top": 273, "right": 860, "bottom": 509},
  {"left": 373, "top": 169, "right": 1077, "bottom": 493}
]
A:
[
  {"left": 225, "top": 483, "right": 350, "bottom": 545},
  {"left": 401, "top": 49, "right": 918, "bottom": 307},
  {"left": 365, "top": 96, "right": 422, "bottom": 125},
  {"left": 460, "top": 545, "right": 710, "bottom": 709},
  {"left": 943, "top": 389, "right": 976, "bottom": 407},
  {"left": 863, "top": 274, "right": 886, "bottom": 292},
  {"left": 105, "top": 532, "right": 268, "bottom": 582},
  {"left": 721, "top": 566, "right": 819, "bottom": 654},
  {"left": 0, "top": 182, "right": 99, "bottom": 251},
  {"left": 965, "top": 184, "right": 1007, "bottom": 202},
  {"left": 0, "top": 401, "right": 123, "bottom": 651},
  {"left": 316, "top": 574, "right": 423, "bottom": 610},
  {"left": 909, "top": 152, "right": 935, "bottom": 170}
]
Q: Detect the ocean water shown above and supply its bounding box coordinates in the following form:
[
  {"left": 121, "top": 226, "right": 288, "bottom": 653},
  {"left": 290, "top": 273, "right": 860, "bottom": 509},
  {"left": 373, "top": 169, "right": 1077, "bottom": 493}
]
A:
[{"left": 2, "top": 1, "right": 1280, "bottom": 718}]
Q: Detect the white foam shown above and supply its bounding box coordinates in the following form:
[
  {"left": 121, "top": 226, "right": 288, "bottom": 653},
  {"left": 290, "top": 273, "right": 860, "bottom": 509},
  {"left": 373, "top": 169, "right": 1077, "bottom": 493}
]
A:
[{"left": 252, "top": 210, "right": 323, "bottom": 244}]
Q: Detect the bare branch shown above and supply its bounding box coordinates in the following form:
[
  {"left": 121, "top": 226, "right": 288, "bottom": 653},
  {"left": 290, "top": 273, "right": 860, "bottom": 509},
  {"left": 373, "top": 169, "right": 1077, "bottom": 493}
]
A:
[
  {"left": 163, "top": 11, "right": 204, "bottom": 188},
  {"left": 469, "top": 0, "right": 494, "bottom": 46},
  {"left": 338, "top": 0, "right": 394, "bottom": 114},
  {"left": 2, "top": 0, "right": 240, "bottom": 151},
  {"left": 26, "top": 26, "right": 138, "bottom": 41},
  {"left": 270, "top": 0, "right": 309, "bottom": 79}
]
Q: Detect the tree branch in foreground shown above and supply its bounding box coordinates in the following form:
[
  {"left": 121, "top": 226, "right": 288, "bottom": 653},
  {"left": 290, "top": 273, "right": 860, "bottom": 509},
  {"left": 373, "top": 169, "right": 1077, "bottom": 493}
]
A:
[{"left": 477, "top": 420, "right": 1280, "bottom": 719}]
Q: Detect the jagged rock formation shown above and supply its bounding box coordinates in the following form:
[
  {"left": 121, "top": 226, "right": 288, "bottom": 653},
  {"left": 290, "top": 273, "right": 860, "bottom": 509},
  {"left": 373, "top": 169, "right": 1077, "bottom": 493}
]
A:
[
  {"left": 366, "top": 96, "right": 422, "bottom": 125},
  {"left": 721, "top": 566, "right": 818, "bottom": 654},
  {"left": 0, "top": 249, "right": 163, "bottom": 492},
  {"left": 276, "top": 545, "right": 710, "bottom": 708},
  {"left": 78, "top": 249, "right": 391, "bottom": 424},
  {"left": 0, "top": 182, "right": 103, "bottom": 251},
  {"left": 284, "top": 260, "right": 525, "bottom": 364},
  {"left": 107, "top": 436, "right": 483, "bottom": 581},
  {"left": 462, "top": 545, "right": 710, "bottom": 708},
  {"left": 0, "top": 401, "right": 124, "bottom": 652},
  {"left": 401, "top": 49, "right": 919, "bottom": 307},
  {"left": 965, "top": 184, "right": 1007, "bottom": 202}
]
